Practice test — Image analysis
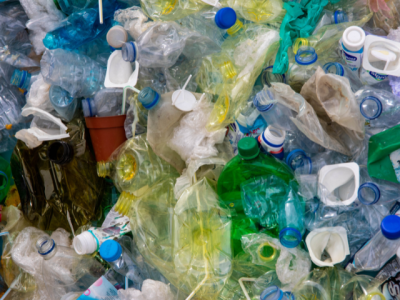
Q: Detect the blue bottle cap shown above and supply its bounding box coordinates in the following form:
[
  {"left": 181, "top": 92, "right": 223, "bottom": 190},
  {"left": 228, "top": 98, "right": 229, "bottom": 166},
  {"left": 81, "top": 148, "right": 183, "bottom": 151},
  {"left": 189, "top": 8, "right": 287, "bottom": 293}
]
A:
[
  {"left": 358, "top": 182, "right": 380, "bottom": 205},
  {"left": 10, "top": 69, "right": 31, "bottom": 90},
  {"left": 215, "top": 8, "right": 237, "bottom": 29},
  {"left": 253, "top": 89, "right": 275, "bottom": 112},
  {"left": 295, "top": 46, "right": 318, "bottom": 65},
  {"left": 381, "top": 215, "right": 400, "bottom": 240},
  {"left": 323, "top": 62, "right": 344, "bottom": 76},
  {"left": 260, "top": 286, "right": 283, "bottom": 300},
  {"left": 334, "top": 10, "right": 348, "bottom": 24},
  {"left": 138, "top": 87, "right": 160, "bottom": 110},
  {"left": 121, "top": 42, "right": 137, "bottom": 62},
  {"left": 286, "top": 149, "right": 310, "bottom": 172},
  {"left": 100, "top": 240, "right": 122, "bottom": 262},
  {"left": 360, "top": 96, "right": 382, "bottom": 120},
  {"left": 279, "top": 227, "right": 302, "bottom": 248}
]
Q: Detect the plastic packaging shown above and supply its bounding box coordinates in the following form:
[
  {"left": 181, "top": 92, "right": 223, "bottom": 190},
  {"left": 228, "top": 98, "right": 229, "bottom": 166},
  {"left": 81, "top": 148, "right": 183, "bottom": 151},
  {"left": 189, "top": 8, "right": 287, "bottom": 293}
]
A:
[
  {"left": 292, "top": 269, "right": 331, "bottom": 300},
  {"left": 305, "top": 226, "right": 350, "bottom": 267},
  {"left": 49, "top": 86, "right": 78, "bottom": 122},
  {"left": 121, "top": 22, "right": 220, "bottom": 68},
  {"left": 339, "top": 274, "right": 385, "bottom": 300},
  {"left": 114, "top": 6, "right": 154, "bottom": 40},
  {"left": 41, "top": 49, "right": 106, "bottom": 98},
  {"left": 82, "top": 88, "right": 123, "bottom": 118},
  {"left": 259, "top": 126, "right": 286, "bottom": 160},
  {"left": 322, "top": 61, "right": 363, "bottom": 92},
  {"left": 352, "top": 215, "right": 400, "bottom": 272},
  {"left": 104, "top": 50, "right": 139, "bottom": 88},
  {"left": 313, "top": 9, "right": 349, "bottom": 33},
  {"left": 218, "top": 137, "right": 294, "bottom": 215},
  {"left": 118, "top": 279, "right": 175, "bottom": 300},
  {"left": 139, "top": 0, "right": 207, "bottom": 21},
  {"left": 100, "top": 239, "right": 144, "bottom": 289},
  {"left": 107, "top": 25, "right": 129, "bottom": 49},
  {"left": 340, "top": 26, "right": 365, "bottom": 70},
  {"left": 36, "top": 235, "right": 105, "bottom": 299},
  {"left": 286, "top": 149, "right": 327, "bottom": 175},
  {"left": 287, "top": 46, "right": 322, "bottom": 92}
]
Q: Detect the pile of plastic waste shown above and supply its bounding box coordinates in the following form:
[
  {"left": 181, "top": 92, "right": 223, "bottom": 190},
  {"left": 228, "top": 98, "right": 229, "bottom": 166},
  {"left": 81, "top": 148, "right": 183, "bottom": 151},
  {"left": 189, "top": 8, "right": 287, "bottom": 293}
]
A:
[{"left": 3, "top": 0, "right": 400, "bottom": 299}]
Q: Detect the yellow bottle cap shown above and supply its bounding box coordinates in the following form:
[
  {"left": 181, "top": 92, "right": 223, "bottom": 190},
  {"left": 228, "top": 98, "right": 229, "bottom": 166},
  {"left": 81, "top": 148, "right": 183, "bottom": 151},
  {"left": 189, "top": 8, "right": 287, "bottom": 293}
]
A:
[
  {"left": 227, "top": 19, "right": 243, "bottom": 36},
  {"left": 257, "top": 242, "right": 278, "bottom": 262}
]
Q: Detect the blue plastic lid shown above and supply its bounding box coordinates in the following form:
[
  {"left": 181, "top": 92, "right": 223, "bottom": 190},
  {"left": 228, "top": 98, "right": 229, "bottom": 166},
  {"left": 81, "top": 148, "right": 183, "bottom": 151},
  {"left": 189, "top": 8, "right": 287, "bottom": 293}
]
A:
[
  {"left": 323, "top": 62, "right": 344, "bottom": 76},
  {"left": 295, "top": 46, "right": 318, "bottom": 65},
  {"left": 381, "top": 215, "right": 400, "bottom": 240},
  {"left": 100, "top": 240, "right": 122, "bottom": 262},
  {"left": 334, "top": 10, "right": 348, "bottom": 24},
  {"left": 253, "top": 89, "right": 275, "bottom": 112},
  {"left": 358, "top": 182, "right": 380, "bottom": 205},
  {"left": 215, "top": 8, "right": 237, "bottom": 29},
  {"left": 10, "top": 69, "right": 31, "bottom": 90},
  {"left": 360, "top": 96, "right": 382, "bottom": 120},
  {"left": 286, "top": 149, "right": 311, "bottom": 173},
  {"left": 121, "top": 42, "right": 137, "bottom": 62},
  {"left": 279, "top": 227, "right": 302, "bottom": 248},
  {"left": 138, "top": 87, "right": 160, "bottom": 110},
  {"left": 260, "top": 286, "right": 283, "bottom": 300}
]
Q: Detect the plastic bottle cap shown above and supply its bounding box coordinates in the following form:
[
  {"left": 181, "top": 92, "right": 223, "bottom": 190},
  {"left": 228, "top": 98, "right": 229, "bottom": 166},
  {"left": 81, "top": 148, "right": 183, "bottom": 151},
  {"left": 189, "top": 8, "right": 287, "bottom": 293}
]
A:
[
  {"left": 358, "top": 182, "right": 380, "bottom": 205},
  {"left": 107, "top": 26, "right": 128, "bottom": 49},
  {"left": 360, "top": 96, "right": 382, "bottom": 120},
  {"left": 238, "top": 137, "right": 260, "bottom": 160},
  {"left": 121, "top": 42, "right": 138, "bottom": 62},
  {"left": 279, "top": 227, "right": 302, "bottom": 248},
  {"left": 215, "top": 8, "right": 237, "bottom": 29},
  {"left": 172, "top": 90, "right": 197, "bottom": 111},
  {"left": 334, "top": 10, "right": 348, "bottom": 24},
  {"left": 295, "top": 46, "right": 318, "bottom": 65},
  {"left": 260, "top": 286, "right": 283, "bottom": 300},
  {"left": 73, "top": 231, "right": 97, "bottom": 255},
  {"left": 286, "top": 149, "right": 311, "bottom": 173},
  {"left": 100, "top": 240, "right": 122, "bottom": 262},
  {"left": 138, "top": 87, "right": 160, "bottom": 109},
  {"left": 381, "top": 215, "right": 400, "bottom": 240},
  {"left": 10, "top": 69, "right": 31, "bottom": 90},
  {"left": 342, "top": 26, "right": 365, "bottom": 52},
  {"left": 323, "top": 62, "right": 344, "bottom": 76}
]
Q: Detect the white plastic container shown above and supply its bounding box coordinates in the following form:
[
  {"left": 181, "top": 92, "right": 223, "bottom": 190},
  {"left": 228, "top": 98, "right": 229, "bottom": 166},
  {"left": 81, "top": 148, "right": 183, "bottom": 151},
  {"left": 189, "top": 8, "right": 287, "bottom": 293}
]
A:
[
  {"left": 318, "top": 162, "right": 360, "bottom": 206},
  {"left": 341, "top": 26, "right": 365, "bottom": 71},
  {"left": 305, "top": 226, "right": 350, "bottom": 267},
  {"left": 104, "top": 50, "right": 139, "bottom": 88}
]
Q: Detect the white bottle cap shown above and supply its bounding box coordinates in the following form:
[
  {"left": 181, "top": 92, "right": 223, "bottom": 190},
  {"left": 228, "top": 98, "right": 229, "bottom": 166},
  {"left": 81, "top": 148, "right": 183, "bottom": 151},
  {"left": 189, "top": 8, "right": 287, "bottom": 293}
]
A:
[
  {"left": 342, "top": 26, "right": 365, "bottom": 52},
  {"left": 260, "top": 126, "right": 286, "bottom": 152},
  {"left": 73, "top": 231, "right": 97, "bottom": 255},
  {"left": 107, "top": 25, "right": 128, "bottom": 49}
]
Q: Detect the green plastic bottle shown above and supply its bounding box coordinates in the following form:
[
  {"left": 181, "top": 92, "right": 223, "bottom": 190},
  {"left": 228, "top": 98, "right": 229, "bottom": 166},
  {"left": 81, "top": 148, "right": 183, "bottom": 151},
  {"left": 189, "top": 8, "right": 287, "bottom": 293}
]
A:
[
  {"left": 0, "top": 156, "right": 11, "bottom": 204},
  {"left": 217, "top": 137, "right": 294, "bottom": 214}
]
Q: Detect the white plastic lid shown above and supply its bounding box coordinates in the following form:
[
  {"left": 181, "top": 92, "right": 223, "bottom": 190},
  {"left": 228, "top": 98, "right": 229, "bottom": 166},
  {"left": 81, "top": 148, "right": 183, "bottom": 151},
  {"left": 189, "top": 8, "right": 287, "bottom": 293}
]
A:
[
  {"left": 107, "top": 25, "right": 128, "bottom": 49},
  {"left": 172, "top": 90, "right": 197, "bottom": 112},
  {"left": 73, "top": 231, "right": 97, "bottom": 255},
  {"left": 342, "top": 26, "right": 365, "bottom": 52}
]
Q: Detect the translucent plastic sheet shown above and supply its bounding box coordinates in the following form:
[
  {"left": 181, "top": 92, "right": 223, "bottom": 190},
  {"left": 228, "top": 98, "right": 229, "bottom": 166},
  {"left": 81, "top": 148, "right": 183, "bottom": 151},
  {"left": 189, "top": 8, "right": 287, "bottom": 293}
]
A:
[
  {"left": 114, "top": 6, "right": 154, "bottom": 40},
  {"left": 139, "top": 0, "right": 207, "bottom": 21},
  {"left": 339, "top": 275, "right": 385, "bottom": 300},
  {"left": 118, "top": 279, "right": 175, "bottom": 300},
  {"left": 198, "top": 24, "right": 280, "bottom": 131},
  {"left": 11, "top": 116, "right": 104, "bottom": 231}
]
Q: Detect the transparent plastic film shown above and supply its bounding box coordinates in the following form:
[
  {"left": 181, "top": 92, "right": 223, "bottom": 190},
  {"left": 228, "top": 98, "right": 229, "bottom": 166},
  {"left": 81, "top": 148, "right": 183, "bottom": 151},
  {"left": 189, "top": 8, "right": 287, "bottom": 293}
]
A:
[
  {"left": 236, "top": 0, "right": 286, "bottom": 24},
  {"left": 292, "top": 269, "right": 331, "bottom": 300},
  {"left": 339, "top": 275, "right": 385, "bottom": 300},
  {"left": 139, "top": 0, "right": 207, "bottom": 21}
]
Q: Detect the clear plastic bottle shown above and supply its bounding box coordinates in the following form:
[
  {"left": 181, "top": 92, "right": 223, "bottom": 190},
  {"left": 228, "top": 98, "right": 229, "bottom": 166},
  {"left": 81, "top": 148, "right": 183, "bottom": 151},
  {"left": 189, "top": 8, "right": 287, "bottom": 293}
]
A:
[
  {"left": 285, "top": 149, "right": 326, "bottom": 175},
  {"left": 352, "top": 215, "right": 400, "bottom": 271},
  {"left": 313, "top": 9, "right": 349, "bottom": 34},
  {"left": 99, "top": 239, "right": 144, "bottom": 289},
  {"left": 323, "top": 62, "right": 363, "bottom": 92},
  {"left": 49, "top": 85, "right": 78, "bottom": 122},
  {"left": 36, "top": 235, "right": 105, "bottom": 299},
  {"left": 41, "top": 49, "right": 106, "bottom": 98},
  {"left": 287, "top": 46, "right": 322, "bottom": 92},
  {"left": 355, "top": 86, "right": 400, "bottom": 129},
  {"left": 259, "top": 66, "right": 286, "bottom": 87},
  {"left": 10, "top": 69, "right": 40, "bottom": 93},
  {"left": 260, "top": 286, "right": 294, "bottom": 300},
  {"left": 82, "top": 88, "right": 123, "bottom": 117}
]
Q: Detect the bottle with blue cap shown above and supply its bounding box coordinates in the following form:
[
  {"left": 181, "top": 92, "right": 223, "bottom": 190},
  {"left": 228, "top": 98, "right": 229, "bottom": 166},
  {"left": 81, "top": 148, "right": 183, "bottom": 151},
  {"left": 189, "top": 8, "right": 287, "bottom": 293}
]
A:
[
  {"left": 99, "top": 239, "right": 144, "bottom": 289},
  {"left": 352, "top": 214, "right": 400, "bottom": 272},
  {"left": 82, "top": 88, "right": 123, "bottom": 118},
  {"left": 323, "top": 61, "right": 363, "bottom": 92},
  {"left": 355, "top": 86, "right": 400, "bottom": 130},
  {"left": 277, "top": 181, "right": 305, "bottom": 248},
  {"left": 260, "top": 286, "right": 294, "bottom": 300},
  {"left": 10, "top": 69, "right": 39, "bottom": 94},
  {"left": 313, "top": 9, "right": 349, "bottom": 34},
  {"left": 287, "top": 46, "right": 322, "bottom": 92},
  {"left": 286, "top": 149, "right": 327, "bottom": 175},
  {"left": 36, "top": 235, "right": 105, "bottom": 299},
  {"left": 357, "top": 166, "right": 400, "bottom": 206}
]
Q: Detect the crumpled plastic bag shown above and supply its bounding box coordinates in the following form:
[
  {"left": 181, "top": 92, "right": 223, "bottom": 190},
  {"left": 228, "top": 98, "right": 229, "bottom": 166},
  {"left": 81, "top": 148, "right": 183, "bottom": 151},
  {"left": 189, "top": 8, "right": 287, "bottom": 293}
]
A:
[
  {"left": 24, "top": 74, "right": 55, "bottom": 113},
  {"left": 241, "top": 233, "right": 311, "bottom": 289},
  {"left": 269, "top": 82, "right": 362, "bottom": 156},
  {"left": 118, "top": 280, "right": 175, "bottom": 300},
  {"left": 114, "top": 6, "right": 154, "bottom": 40}
]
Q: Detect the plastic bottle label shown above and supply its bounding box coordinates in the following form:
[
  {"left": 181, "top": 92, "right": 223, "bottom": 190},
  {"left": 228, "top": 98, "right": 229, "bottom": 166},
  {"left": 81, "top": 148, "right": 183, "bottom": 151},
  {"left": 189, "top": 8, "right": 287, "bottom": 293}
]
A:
[
  {"left": 340, "top": 39, "right": 363, "bottom": 71},
  {"left": 360, "top": 68, "right": 389, "bottom": 85}
]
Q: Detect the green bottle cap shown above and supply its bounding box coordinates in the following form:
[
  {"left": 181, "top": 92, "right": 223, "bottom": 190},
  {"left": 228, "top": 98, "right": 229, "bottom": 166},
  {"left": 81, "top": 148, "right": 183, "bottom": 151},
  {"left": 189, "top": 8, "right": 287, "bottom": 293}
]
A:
[{"left": 238, "top": 137, "right": 259, "bottom": 160}]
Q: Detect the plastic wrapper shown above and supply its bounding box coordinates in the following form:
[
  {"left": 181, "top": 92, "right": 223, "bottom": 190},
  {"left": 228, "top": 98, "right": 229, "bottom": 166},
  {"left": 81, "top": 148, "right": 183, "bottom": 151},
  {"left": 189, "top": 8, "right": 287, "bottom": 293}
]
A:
[
  {"left": 339, "top": 275, "right": 385, "bottom": 300},
  {"left": 11, "top": 116, "right": 104, "bottom": 231},
  {"left": 114, "top": 6, "right": 154, "bottom": 40},
  {"left": 118, "top": 279, "right": 175, "bottom": 300},
  {"left": 198, "top": 24, "right": 280, "bottom": 131},
  {"left": 24, "top": 73, "right": 55, "bottom": 113},
  {"left": 139, "top": 0, "right": 207, "bottom": 21},
  {"left": 368, "top": 0, "right": 400, "bottom": 34},
  {"left": 241, "top": 233, "right": 311, "bottom": 288},
  {"left": 292, "top": 269, "right": 332, "bottom": 300}
]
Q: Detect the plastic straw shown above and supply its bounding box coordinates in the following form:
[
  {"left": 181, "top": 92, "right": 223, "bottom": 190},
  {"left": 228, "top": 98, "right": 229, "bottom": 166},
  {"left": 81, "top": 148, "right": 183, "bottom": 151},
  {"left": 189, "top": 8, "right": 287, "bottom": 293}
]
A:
[
  {"left": 238, "top": 278, "right": 256, "bottom": 300},
  {"left": 122, "top": 86, "right": 141, "bottom": 115},
  {"left": 99, "top": 0, "right": 103, "bottom": 24},
  {"left": 173, "top": 75, "right": 192, "bottom": 104}
]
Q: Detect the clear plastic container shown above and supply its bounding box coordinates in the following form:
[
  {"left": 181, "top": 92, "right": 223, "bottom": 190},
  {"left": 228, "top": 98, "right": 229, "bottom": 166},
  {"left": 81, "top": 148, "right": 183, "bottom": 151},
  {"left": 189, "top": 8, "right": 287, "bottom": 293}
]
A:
[{"left": 287, "top": 46, "right": 322, "bottom": 92}]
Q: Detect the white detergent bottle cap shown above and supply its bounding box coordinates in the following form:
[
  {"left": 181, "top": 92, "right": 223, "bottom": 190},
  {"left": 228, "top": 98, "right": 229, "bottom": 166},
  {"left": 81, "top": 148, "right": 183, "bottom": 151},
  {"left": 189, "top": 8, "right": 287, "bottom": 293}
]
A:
[
  {"left": 106, "top": 25, "right": 128, "bottom": 49},
  {"left": 306, "top": 226, "right": 350, "bottom": 267},
  {"left": 73, "top": 231, "right": 97, "bottom": 255},
  {"left": 342, "top": 26, "right": 365, "bottom": 52},
  {"left": 172, "top": 74, "right": 197, "bottom": 111}
]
